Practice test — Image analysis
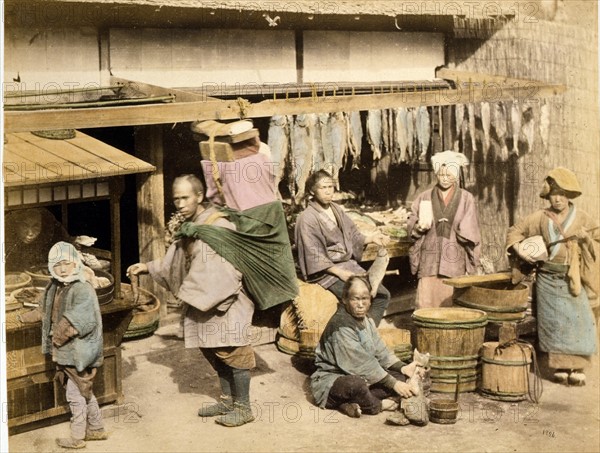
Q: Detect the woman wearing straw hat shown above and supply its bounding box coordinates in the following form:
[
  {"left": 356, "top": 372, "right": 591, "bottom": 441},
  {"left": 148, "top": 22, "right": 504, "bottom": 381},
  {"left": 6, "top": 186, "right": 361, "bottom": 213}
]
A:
[
  {"left": 506, "top": 167, "right": 599, "bottom": 386},
  {"left": 407, "top": 150, "right": 482, "bottom": 308}
]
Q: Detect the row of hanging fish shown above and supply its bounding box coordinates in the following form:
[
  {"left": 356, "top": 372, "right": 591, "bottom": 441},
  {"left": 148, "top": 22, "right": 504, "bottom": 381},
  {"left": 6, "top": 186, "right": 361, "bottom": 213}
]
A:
[
  {"left": 267, "top": 100, "right": 551, "bottom": 203},
  {"left": 453, "top": 99, "right": 551, "bottom": 163},
  {"left": 268, "top": 112, "right": 364, "bottom": 203},
  {"left": 267, "top": 108, "right": 434, "bottom": 203},
  {"left": 367, "top": 107, "right": 432, "bottom": 165}
]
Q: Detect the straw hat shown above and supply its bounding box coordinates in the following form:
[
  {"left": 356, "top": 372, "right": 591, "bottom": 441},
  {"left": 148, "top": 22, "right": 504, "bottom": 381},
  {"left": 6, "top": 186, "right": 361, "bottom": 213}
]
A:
[{"left": 539, "top": 167, "right": 582, "bottom": 199}]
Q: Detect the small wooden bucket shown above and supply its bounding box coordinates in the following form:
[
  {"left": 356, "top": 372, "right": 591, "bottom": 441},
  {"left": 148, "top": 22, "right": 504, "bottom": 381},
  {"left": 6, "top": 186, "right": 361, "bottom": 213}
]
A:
[
  {"left": 413, "top": 307, "right": 487, "bottom": 393},
  {"left": 479, "top": 341, "right": 533, "bottom": 402},
  {"left": 429, "top": 399, "right": 459, "bottom": 424},
  {"left": 454, "top": 282, "right": 529, "bottom": 322}
]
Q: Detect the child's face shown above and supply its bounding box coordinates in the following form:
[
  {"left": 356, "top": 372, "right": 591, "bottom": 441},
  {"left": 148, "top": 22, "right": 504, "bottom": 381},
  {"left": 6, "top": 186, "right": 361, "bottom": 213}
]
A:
[{"left": 53, "top": 260, "right": 77, "bottom": 278}]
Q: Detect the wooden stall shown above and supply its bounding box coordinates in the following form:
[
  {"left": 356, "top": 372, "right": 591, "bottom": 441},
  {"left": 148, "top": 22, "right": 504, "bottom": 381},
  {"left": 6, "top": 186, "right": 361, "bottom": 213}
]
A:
[{"left": 3, "top": 130, "right": 155, "bottom": 433}]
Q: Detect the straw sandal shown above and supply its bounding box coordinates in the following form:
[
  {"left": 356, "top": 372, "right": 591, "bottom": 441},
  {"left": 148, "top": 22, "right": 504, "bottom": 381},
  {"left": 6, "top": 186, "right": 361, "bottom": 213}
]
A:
[
  {"left": 85, "top": 429, "right": 109, "bottom": 441},
  {"left": 568, "top": 370, "right": 586, "bottom": 386},
  {"left": 56, "top": 438, "right": 86, "bottom": 449},
  {"left": 553, "top": 370, "right": 569, "bottom": 385}
]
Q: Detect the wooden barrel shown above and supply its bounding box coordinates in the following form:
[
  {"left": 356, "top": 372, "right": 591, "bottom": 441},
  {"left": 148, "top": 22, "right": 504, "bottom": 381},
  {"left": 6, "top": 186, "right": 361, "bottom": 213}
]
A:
[
  {"left": 479, "top": 341, "right": 532, "bottom": 402},
  {"left": 454, "top": 282, "right": 529, "bottom": 322},
  {"left": 413, "top": 307, "right": 487, "bottom": 393}
]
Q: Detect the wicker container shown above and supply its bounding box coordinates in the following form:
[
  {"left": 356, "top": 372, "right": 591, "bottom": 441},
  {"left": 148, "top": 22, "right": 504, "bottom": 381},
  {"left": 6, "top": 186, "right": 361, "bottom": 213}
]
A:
[
  {"left": 479, "top": 341, "right": 533, "bottom": 402},
  {"left": 279, "top": 303, "right": 301, "bottom": 342},
  {"left": 413, "top": 307, "right": 487, "bottom": 393},
  {"left": 25, "top": 266, "right": 52, "bottom": 288},
  {"left": 5, "top": 272, "right": 32, "bottom": 293},
  {"left": 454, "top": 282, "right": 529, "bottom": 322},
  {"left": 122, "top": 284, "right": 161, "bottom": 340}
]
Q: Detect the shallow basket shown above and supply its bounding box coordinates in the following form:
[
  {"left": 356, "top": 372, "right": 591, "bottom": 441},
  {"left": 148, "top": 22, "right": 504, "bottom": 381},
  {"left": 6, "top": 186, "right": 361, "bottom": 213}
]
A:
[
  {"left": 5, "top": 272, "right": 32, "bottom": 293},
  {"left": 121, "top": 283, "right": 161, "bottom": 340},
  {"left": 454, "top": 282, "right": 529, "bottom": 322}
]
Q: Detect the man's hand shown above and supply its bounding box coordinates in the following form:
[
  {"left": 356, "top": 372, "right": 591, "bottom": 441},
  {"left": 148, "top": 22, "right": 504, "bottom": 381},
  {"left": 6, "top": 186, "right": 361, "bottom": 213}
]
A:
[
  {"left": 393, "top": 381, "right": 417, "bottom": 399},
  {"left": 127, "top": 263, "right": 149, "bottom": 279},
  {"left": 367, "top": 232, "right": 391, "bottom": 247},
  {"left": 576, "top": 228, "right": 592, "bottom": 245}
]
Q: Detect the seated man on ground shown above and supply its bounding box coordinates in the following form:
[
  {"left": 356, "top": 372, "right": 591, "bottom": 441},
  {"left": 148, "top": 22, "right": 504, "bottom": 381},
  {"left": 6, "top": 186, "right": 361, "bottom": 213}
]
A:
[{"left": 310, "top": 275, "right": 417, "bottom": 418}]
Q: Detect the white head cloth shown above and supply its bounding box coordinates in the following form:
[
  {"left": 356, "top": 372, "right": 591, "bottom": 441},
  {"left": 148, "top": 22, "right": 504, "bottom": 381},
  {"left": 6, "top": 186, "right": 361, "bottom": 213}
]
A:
[
  {"left": 48, "top": 241, "right": 88, "bottom": 284},
  {"left": 431, "top": 150, "right": 469, "bottom": 176}
]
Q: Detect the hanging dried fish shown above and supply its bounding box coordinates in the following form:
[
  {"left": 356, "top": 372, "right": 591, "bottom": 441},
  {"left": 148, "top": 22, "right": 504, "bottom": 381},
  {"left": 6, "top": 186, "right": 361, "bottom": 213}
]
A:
[
  {"left": 330, "top": 111, "right": 348, "bottom": 189},
  {"left": 291, "top": 114, "right": 315, "bottom": 203},
  {"left": 416, "top": 106, "right": 431, "bottom": 162},
  {"left": 521, "top": 107, "right": 535, "bottom": 153},
  {"left": 454, "top": 104, "right": 468, "bottom": 153},
  {"left": 381, "top": 109, "right": 391, "bottom": 156},
  {"left": 310, "top": 113, "right": 324, "bottom": 173},
  {"left": 367, "top": 110, "right": 383, "bottom": 161},
  {"left": 467, "top": 103, "right": 477, "bottom": 153},
  {"left": 481, "top": 102, "right": 491, "bottom": 161},
  {"left": 317, "top": 113, "right": 333, "bottom": 174},
  {"left": 540, "top": 101, "right": 550, "bottom": 151},
  {"left": 407, "top": 108, "right": 416, "bottom": 162},
  {"left": 394, "top": 107, "right": 409, "bottom": 163},
  {"left": 492, "top": 102, "right": 509, "bottom": 162},
  {"left": 346, "top": 111, "right": 363, "bottom": 169},
  {"left": 267, "top": 115, "right": 291, "bottom": 197},
  {"left": 510, "top": 101, "right": 521, "bottom": 156}
]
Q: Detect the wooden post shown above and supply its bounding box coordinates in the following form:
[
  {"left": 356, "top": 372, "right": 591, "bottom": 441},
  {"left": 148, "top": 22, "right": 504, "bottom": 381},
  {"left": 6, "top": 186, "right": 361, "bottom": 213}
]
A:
[
  {"left": 109, "top": 178, "right": 124, "bottom": 297},
  {"left": 134, "top": 125, "right": 170, "bottom": 319}
]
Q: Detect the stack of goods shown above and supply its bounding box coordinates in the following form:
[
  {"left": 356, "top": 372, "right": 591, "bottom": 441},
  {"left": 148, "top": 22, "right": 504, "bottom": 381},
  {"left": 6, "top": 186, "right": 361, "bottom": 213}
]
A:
[
  {"left": 342, "top": 206, "right": 409, "bottom": 241},
  {"left": 192, "top": 119, "right": 278, "bottom": 211}
]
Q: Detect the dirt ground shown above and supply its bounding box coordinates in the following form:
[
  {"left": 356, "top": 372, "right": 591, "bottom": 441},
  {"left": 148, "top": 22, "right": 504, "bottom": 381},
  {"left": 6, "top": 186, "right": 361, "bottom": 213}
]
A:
[{"left": 7, "top": 314, "right": 600, "bottom": 453}]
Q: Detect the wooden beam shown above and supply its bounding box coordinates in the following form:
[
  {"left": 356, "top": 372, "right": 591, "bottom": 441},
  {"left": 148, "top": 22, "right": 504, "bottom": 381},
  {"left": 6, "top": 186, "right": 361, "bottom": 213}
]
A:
[
  {"left": 109, "top": 76, "right": 212, "bottom": 103},
  {"left": 437, "top": 68, "right": 545, "bottom": 88},
  {"left": 4, "top": 81, "right": 566, "bottom": 132}
]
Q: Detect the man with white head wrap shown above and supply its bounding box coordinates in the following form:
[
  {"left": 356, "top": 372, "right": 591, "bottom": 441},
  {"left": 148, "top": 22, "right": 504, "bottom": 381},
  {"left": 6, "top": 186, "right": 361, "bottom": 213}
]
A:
[{"left": 407, "top": 151, "right": 482, "bottom": 308}]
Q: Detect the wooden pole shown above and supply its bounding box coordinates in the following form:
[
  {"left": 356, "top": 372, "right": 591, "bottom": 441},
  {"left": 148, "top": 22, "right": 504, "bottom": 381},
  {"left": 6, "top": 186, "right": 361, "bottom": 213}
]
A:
[{"left": 134, "top": 125, "right": 170, "bottom": 319}]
